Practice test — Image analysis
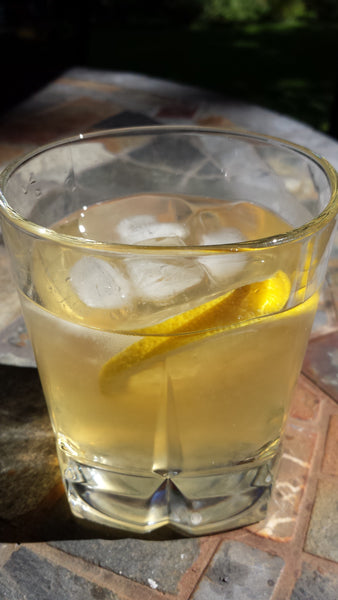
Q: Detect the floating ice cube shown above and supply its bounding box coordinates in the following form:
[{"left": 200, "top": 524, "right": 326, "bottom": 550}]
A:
[
  {"left": 126, "top": 259, "right": 204, "bottom": 303},
  {"left": 70, "top": 256, "right": 132, "bottom": 309},
  {"left": 200, "top": 228, "right": 244, "bottom": 246},
  {"left": 198, "top": 228, "right": 247, "bottom": 281},
  {"left": 117, "top": 215, "right": 187, "bottom": 245},
  {"left": 78, "top": 194, "right": 192, "bottom": 243}
]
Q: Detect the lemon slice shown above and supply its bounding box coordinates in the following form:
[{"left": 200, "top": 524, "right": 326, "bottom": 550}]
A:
[{"left": 100, "top": 270, "right": 291, "bottom": 394}]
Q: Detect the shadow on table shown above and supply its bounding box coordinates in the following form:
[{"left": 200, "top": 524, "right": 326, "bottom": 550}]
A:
[
  {"left": 0, "top": 497, "right": 184, "bottom": 544},
  {"left": 0, "top": 364, "right": 183, "bottom": 543}
]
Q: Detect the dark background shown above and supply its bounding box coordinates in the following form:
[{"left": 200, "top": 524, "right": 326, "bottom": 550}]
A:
[{"left": 1, "top": 0, "right": 338, "bottom": 136}]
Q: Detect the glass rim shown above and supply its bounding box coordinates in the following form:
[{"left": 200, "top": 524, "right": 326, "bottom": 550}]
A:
[{"left": 0, "top": 125, "right": 337, "bottom": 255}]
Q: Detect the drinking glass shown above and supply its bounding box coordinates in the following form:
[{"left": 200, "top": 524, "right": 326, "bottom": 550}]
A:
[{"left": 0, "top": 127, "right": 337, "bottom": 535}]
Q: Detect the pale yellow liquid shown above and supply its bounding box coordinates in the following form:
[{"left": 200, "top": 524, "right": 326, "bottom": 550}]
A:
[
  {"left": 22, "top": 195, "right": 316, "bottom": 473},
  {"left": 20, "top": 195, "right": 318, "bottom": 532},
  {"left": 23, "top": 294, "right": 315, "bottom": 475}
]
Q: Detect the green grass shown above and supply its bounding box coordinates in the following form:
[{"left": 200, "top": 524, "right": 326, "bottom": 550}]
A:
[{"left": 88, "top": 20, "right": 338, "bottom": 133}]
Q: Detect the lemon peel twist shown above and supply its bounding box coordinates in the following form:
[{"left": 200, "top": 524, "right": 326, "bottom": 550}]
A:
[{"left": 99, "top": 270, "right": 291, "bottom": 395}]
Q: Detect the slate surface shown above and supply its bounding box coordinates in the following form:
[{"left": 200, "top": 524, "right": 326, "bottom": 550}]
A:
[{"left": 0, "top": 69, "right": 337, "bottom": 599}]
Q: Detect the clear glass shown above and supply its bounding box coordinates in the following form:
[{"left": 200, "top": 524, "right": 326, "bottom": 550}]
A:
[{"left": 0, "top": 127, "right": 337, "bottom": 535}]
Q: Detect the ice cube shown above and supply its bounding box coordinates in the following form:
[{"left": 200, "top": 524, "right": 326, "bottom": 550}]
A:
[
  {"left": 70, "top": 256, "right": 132, "bottom": 309},
  {"left": 198, "top": 228, "right": 247, "bottom": 281},
  {"left": 126, "top": 259, "right": 204, "bottom": 303},
  {"left": 78, "top": 194, "right": 192, "bottom": 243},
  {"left": 200, "top": 228, "right": 244, "bottom": 246},
  {"left": 117, "top": 215, "right": 187, "bottom": 245}
]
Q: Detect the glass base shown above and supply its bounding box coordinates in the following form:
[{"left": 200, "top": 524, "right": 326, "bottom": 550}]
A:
[{"left": 58, "top": 445, "right": 278, "bottom": 536}]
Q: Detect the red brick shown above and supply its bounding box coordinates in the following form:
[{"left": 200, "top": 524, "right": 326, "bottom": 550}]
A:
[
  {"left": 249, "top": 423, "right": 317, "bottom": 541},
  {"left": 57, "top": 76, "right": 120, "bottom": 93},
  {"left": 289, "top": 376, "right": 321, "bottom": 422},
  {"left": 322, "top": 414, "right": 338, "bottom": 476},
  {"left": 0, "top": 98, "right": 120, "bottom": 145},
  {"left": 197, "top": 114, "right": 241, "bottom": 130},
  {"left": 0, "top": 143, "right": 27, "bottom": 167}
]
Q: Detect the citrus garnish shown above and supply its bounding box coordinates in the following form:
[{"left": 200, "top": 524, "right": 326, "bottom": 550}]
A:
[{"left": 99, "top": 270, "right": 291, "bottom": 394}]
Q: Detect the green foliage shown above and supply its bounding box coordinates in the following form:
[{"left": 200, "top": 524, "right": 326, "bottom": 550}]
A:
[
  {"left": 197, "top": 0, "right": 315, "bottom": 24},
  {"left": 200, "top": 0, "right": 270, "bottom": 23},
  {"left": 82, "top": 0, "right": 338, "bottom": 26},
  {"left": 269, "top": 0, "right": 309, "bottom": 21},
  {"left": 197, "top": 0, "right": 338, "bottom": 24}
]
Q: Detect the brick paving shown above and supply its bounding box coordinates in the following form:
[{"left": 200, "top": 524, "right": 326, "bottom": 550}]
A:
[{"left": 0, "top": 68, "right": 337, "bottom": 599}]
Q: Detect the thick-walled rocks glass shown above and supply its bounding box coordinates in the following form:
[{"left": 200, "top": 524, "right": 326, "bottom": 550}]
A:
[{"left": 0, "top": 127, "right": 337, "bottom": 534}]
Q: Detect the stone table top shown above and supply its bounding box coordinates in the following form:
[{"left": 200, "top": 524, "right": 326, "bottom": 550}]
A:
[{"left": 0, "top": 68, "right": 337, "bottom": 600}]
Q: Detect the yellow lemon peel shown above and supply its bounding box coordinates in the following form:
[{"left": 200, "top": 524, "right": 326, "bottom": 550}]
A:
[{"left": 99, "top": 270, "right": 291, "bottom": 394}]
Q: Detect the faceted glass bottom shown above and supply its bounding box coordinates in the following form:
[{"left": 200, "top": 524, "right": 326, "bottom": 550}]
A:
[{"left": 58, "top": 445, "right": 278, "bottom": 536}]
